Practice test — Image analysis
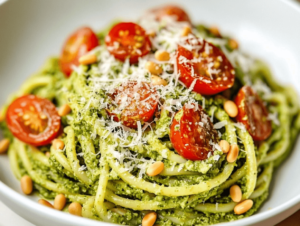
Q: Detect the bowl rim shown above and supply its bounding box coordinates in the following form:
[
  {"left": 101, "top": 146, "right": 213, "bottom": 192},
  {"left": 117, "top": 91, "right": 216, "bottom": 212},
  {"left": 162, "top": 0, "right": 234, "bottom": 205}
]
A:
[
  {"left": 0, "top": 0, "right": 300, "bottom": 225},
  {"left": 0, "top": 179, "right": 300, "bottom": 226}
]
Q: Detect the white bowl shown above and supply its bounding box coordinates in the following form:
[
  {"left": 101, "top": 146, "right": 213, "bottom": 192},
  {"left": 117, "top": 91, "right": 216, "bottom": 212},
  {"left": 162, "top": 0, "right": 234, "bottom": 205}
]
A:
[{"left": 0, "top": 0, "right": 300, "bottom": 225}]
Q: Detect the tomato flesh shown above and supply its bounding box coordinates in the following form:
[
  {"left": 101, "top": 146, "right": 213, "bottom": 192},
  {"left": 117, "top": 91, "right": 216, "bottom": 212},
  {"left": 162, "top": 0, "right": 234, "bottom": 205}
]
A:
[
  {"left": 105, "top": 22, "right": 151, "bottom": 64},
  {"left": 6, "top": 95, "right": 61, "bottom": 146},
  {"left": 59, "top": 27, "right": 99, "bottom": 77},
  {"left": 176, "top": 37, "right": 235, "bottom": 95},
  {"left": 170, "top": 104, "right": 219, "bottom": 160},
  {"left": 235, "top": 86, "right": 272, "bottom": 141},
  {"left": 107, "top": 81, "right": 158, "bottom": 129},
  {"left": 150, "top": 5, "right": 191, "bottom": 23}
]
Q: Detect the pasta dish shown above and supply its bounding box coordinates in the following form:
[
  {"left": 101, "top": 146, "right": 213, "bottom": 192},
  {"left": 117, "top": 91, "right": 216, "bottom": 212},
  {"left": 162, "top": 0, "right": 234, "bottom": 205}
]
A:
[{"left": 0, "top": 5, "right": 299, "bottom": 226}]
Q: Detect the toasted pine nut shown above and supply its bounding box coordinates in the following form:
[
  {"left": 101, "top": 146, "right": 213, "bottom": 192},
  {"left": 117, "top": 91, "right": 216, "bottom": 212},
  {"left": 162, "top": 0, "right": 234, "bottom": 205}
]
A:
[
  {"left": 209, "top": 26, "right": 221, "bottom": 36},
  {"left": 145, "top": 61, "right": 163, "bottom": 75},
  {"left": 58, "top": 104, "right": 71, "bottom": 117},
  {"left": 79, "top": 54, "right": 97, "bottom": 65},
  {"left": 151, "top": 75, "right": 168, "bottom": 86},
  {"left": 69, "top": 202, "right": 82, "bottom": 217},
  {"left": 147, "top": 161, "right": 164, "bottom": 176},
  {"left": 228, "top": 39, "right": 239, "bottom": 50},
  {"left": 21, "top": 175, "right": 33, "bottom": 195},
  {"left": 181, "top": 26, "right": 192, "bottom": 37},
  {"left": 227, "top": 144, "right": 239, "bottom": 163},
  {"left": 54, "top": 194, "right": 66, "bottom": 210},
  {"left": 230, "top": 185, "right": 242, "bottom": 202},
  {"left": 52, "top": 139, "right": 65, "bottom": 150},
  {"left": 0, "top": 139, "right": 10, "bottom": 154},
  {"left": 219, "top": 140, "right": 230, "bottom": 154},
  {"left": 142, "top": 212, "right": 157, "bottom": 226},
  {"left": 45, "top": 152, "right": 50, "bottom": 157},
  {"left": 234, "top": 199, "right": 253, "bottom": 215},
  {"left": 111, "top": 207, "right": 127, "bottom": 216},
  {"left": 155, "top": 50, "right": 170, "bottom": 61},
  {"left": 224, "top": 100, "right": 238, "bottom": 118},
  {"left": 38, "top": 199, "right": 54, "bottom": 208}
]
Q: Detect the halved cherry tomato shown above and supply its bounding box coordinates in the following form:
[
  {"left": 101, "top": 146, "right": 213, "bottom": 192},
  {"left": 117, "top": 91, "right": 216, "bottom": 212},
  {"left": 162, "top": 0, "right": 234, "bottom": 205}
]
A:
[
  {"left": 59, "top": 27, "right": 99, "bottom": 77},
  {"left": 107, "top": 81, "right": 158, "bottom": 129},
  {"left": 235, "top": 86, "right": 272, "bottom": 141},
  {"left": 105, "top": 22, "right": 151, "bottom": 64},
  {"left": 176, "top": 37, "right": 235, "bottom": 95},
  {"left": 6, "top": 95, "right": 61, "bottom": 146},
  {"left": 170, "top": 103, "right": 219, "bottom": 161},
  {"left": 150, "top": 5, "right": 191, "bottom": 23}
]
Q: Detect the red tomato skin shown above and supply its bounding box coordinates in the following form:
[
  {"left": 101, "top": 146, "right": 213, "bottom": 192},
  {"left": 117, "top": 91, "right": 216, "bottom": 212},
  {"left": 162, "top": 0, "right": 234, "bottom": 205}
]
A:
[
  {"left": 6, "top": 95, "right": 61, "bottom": 146},
  {"left": 176, "top": 40, "right": 235, "bottom": 95},
  {"left": 170, "top": 104, "right": 218, "bottom": 161},
  {"left": 107, "top": 82, "right": 158, "bottom": 129},
  {"left": 59, "top": 27, "right": 99, "bottom": 77},
  {"left": 105, "top": 22, "right": 151, "bottom": 64},
  {"left": 150, "top": 5, "right": 191, "bottom": 23},
  {"left": 235, "top": 86, "right": 272, "bottom": 141},
  {"left": 170, "top": 110, "right": 201, "bottom": 160}
]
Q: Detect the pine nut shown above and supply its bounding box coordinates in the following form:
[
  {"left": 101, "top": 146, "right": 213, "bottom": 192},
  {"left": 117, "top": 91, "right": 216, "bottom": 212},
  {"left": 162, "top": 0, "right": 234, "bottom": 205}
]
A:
[
  {"left": 69, "top": 202, "right": 82, "bottom": 217},
  {"left": 219, "top": 140, "right": 230, "bottom": 154},
  {"left": 142, "top": 212, "right": 157, "bottom": 226},
  {"left": 147, "top": 161, "right": 164, "bottom": 176},
  {"left": 234, "top": 199, "right": 253, "bottom": 215},
  {"left": 155, "top": 50, "right": 170, "bottom": 61},
  {"left": 228, "top": 39, "right": 239, "bottom": 50},
  {"left": 21, "top": 175, "right": 33, "bottom": 195},
  {"left": 209, "top": 26, "right": 221, "bottom": 37},
  {"left": 54, "top": 194, "right": 66, "bottom": 210},
  {"left": 145, "top": 61, "right": 163, "bottom": 75},
  {"left": 52, "top": 139, "right": 65, "bottom": 150},
  {"left": 45, "top": 152, "right": 50, "bottom": 157},
  {"left": 38, "top": 199, "right": 54, "bottom": 208},
  {"left": 224, "top": 100, "right": 238, "bottom": 118},
  {"left": 227, "top": 144, "right": 239, "bottom": 163},
  {"left": 58, "top": 104, "right": 71, "bottom": 117},
  {"left": 79, "top": 54, "right": 97, "bottom": 65},
  {"left": 181, "top": 26, "right": 192, "bottom": 37},
  {"left": 0, "top": 139, "right": 10, "bottom": 154},
  {"left": 151, "top": 75, "right": 168, "bottom": 86},
  {"left": 230, "top": 185, "right": 242, "bottom": 202}
]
